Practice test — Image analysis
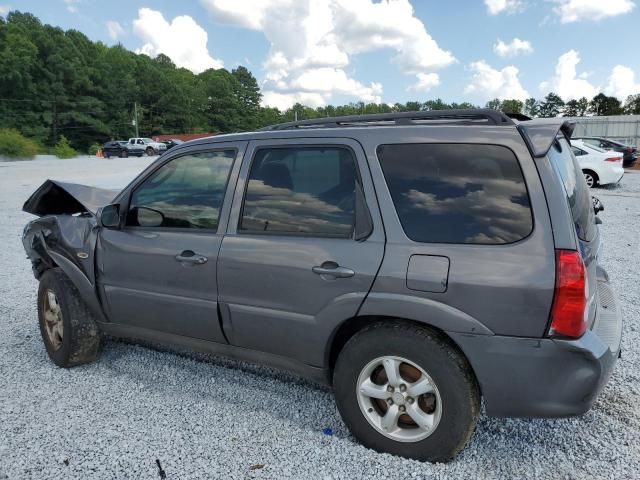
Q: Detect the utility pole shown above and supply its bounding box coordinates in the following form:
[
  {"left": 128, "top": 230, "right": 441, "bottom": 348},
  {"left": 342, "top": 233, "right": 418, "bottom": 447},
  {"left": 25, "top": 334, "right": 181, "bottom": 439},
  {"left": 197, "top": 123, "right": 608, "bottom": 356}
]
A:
[{"left": 134, "top": 102, "right": 139, "bottom": 137}]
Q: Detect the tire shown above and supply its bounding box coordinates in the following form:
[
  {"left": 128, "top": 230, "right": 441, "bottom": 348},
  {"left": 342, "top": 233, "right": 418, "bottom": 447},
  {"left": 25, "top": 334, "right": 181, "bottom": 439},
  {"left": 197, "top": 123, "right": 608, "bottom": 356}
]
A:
[
  {"left": 583, "top": 170, "right": 599, "bottom": 188},
  {"left": 146, "top": 147, "right": 155, "bottom": 156},
  {"left": 37, "top": 268, "right": 100, "bottom": 368},
  {"left": 119, "top": 150, "right": 128, "bottom": 158},
  {"left": 333, "top": 322, "right": 480, "bottom": 463},
  {"left": 104, "top": 152, "right": 110, "bottom": 159}
]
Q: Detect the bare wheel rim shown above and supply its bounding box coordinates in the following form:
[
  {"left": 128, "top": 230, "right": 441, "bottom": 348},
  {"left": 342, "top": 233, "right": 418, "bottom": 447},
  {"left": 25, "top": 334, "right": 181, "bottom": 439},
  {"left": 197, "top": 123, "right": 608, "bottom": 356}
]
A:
[
  {"left": 356, "top": 355, "right": 442, "bottom": 442},
  {"left": 584, "top": 172, "right": 594, "bottom": 187},
  {"left": 42, "top": 289, "right": 63, "bottom": 351}
]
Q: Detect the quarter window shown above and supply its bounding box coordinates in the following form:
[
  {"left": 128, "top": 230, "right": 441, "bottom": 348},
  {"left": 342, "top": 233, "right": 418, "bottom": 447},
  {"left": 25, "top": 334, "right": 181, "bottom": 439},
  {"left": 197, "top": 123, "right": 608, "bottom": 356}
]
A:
[
  {"left": 239, "top": 147, "right": 358, "bottom": 237},
  {"left": 126, "top": 150, "right": 235, "bottom": 230},
  {"left": 378, "top": 143, "right": 533, "bottom": 244}
]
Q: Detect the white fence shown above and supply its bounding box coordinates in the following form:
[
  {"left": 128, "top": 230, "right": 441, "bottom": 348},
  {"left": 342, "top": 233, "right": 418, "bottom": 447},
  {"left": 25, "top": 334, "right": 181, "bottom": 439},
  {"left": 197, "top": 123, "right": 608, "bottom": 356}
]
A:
[{"left": 568, "top": 115, "right": 640, "bottom": 146}]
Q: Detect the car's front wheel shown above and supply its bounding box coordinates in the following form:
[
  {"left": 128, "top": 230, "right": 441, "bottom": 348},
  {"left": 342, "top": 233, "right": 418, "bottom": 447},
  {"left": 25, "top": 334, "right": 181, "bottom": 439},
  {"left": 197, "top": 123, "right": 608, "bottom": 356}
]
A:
[
  {"left": 333, "top": 322, "right": 480, "bottom": 462},
  {"left": 37, "top": 269, "right": 100, "bottom": 368},
  {"left": 119, "top": 149, "right": 128, "bottom": 158},
  {"left": 146, "top": 147, "right": 155, "bottom": 156}
]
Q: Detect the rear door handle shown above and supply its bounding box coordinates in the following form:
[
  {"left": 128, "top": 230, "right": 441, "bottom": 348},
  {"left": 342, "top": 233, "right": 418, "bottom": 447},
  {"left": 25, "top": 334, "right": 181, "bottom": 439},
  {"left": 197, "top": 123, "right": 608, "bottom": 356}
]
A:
[
  {"left": 312, "top": 262, "right": 355, "bottom": 278},
  {"left": 175, "top": 250, "right": 208, "bottom": 265}
]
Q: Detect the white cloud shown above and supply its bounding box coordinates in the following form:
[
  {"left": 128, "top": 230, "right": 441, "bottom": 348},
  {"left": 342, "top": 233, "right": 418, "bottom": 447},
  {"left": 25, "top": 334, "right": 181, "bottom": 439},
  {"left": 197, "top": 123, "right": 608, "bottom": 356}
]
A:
[
  {"left": 64, "top": 0, "right": 80, "bottom": 14},
  {"left": 201, "top": 0, "right": 455, "bottom": 108},
  {"left": 0, "top": 4, "right": 11, "bottom": 16},
  {"left": 493, "top": 38, "right": 533, "bottom": 57},
  {"left": 106, "top": 20, "right": 124, "bottom": 41},
  {"left": 539, "top": 50, "right": 598, "bottom": 100},
  {"left": 408, "top": 73, "right": 440, "bottom": 92},
  {"left": 552, "top": 0, "right": 635, "bottom": 23},
  {"left": 133, "top": 8, "right": 223, "bottom": 74},
  {"left": 605, "top": 65, "right": 640, "bottom": 99},
  {"left": 484, "top": 0, "right": 523, "bottom": 15},
  {"left": 465, "top": 60, "right": 529, "bottom": 100}
]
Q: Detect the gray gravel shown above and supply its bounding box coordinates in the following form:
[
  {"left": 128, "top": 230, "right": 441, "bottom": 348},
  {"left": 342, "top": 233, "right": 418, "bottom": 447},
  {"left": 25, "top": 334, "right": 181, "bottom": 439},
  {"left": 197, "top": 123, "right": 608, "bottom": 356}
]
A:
[{"left": 1, "top": 157, "right": 639, "bottom": 479}]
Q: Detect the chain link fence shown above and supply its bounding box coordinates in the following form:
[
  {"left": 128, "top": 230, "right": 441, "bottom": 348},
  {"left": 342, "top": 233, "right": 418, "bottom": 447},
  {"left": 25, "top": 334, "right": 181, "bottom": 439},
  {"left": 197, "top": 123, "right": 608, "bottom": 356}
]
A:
[{"left": 568, "top": 115, "right": 640, "bottom": 146}]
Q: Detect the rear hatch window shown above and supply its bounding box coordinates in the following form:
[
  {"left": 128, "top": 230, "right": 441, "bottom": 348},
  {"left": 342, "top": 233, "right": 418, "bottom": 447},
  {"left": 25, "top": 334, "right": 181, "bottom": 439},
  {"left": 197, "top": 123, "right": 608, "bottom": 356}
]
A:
[{"left": 547, "top": 137, "right": 596, "bottom": 242}]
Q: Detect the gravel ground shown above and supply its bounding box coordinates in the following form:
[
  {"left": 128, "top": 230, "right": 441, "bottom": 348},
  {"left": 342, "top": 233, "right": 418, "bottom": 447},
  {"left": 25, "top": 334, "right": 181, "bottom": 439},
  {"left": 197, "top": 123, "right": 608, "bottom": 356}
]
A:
[{"left": 0, "top": 157, "right": 639, "bottom": 479}]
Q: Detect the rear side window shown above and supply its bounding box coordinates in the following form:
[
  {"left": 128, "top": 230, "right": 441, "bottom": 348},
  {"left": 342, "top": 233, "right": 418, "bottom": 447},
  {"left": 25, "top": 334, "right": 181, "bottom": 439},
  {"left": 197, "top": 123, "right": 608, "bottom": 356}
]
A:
[
  {"left": 548, "top": 137, "right": 595, "bottom": 241},
  {"left": 378, "top": 143, "right": 533, "bottom": 244},
  {"left": 239, "top": 146, "right": 357, "bottom": 237}
]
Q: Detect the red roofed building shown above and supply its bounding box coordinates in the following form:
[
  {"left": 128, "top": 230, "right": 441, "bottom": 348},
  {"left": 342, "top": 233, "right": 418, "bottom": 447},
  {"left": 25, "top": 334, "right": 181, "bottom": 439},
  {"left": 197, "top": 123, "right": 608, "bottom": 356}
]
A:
[{"left": 153, "top": 133, "right": 217, "bottom": 142}]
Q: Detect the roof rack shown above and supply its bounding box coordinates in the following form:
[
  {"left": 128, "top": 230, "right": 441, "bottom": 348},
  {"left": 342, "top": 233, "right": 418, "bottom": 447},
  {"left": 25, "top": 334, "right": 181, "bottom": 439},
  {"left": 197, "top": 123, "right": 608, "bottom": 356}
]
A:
[{"left": 260, "top": 109, "right": 515, "bottom": 131}]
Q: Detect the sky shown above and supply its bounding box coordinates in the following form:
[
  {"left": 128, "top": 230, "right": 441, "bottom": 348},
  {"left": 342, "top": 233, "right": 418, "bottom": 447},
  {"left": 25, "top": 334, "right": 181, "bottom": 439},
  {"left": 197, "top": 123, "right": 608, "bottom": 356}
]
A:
[{"left": 4, "top": 0, "right": 640, "bottom": 109}]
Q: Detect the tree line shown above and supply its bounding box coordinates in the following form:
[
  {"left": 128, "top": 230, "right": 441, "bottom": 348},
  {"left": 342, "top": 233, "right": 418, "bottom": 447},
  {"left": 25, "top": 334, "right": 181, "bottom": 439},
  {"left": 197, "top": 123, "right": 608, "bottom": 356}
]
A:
[{"left": 1, "top": 11, "right": 640, "bottom": 152}]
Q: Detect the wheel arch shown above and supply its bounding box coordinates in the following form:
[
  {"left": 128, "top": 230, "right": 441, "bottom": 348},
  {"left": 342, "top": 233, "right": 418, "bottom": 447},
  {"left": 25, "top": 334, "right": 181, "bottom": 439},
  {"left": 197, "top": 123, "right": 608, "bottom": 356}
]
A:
[{"left": 325, "top": 315, "right": 483, "bottom": 395}]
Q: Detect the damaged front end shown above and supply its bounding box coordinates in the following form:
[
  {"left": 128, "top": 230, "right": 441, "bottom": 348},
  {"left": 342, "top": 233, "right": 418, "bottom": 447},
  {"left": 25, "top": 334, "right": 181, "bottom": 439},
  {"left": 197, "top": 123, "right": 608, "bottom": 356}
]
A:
[{"left": 22, "top": 180, "right": 118, "bottom": 321}]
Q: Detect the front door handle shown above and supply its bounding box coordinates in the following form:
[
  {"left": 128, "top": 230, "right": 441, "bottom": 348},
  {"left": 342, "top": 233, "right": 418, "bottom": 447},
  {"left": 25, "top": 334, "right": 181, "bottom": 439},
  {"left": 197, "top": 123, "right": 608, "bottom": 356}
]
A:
[
  {"left": 312, "top": 261, "right": 355, "bottom": 278},
  {"left": 175, "top": 250, "right": 208, "bottom": 265}
]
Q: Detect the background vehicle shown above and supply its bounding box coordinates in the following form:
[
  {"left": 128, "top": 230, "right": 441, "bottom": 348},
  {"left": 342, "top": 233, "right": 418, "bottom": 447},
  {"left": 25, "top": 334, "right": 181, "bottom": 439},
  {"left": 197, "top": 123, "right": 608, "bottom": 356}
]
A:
[
  {"left": 574, "top": 136, "right": 637, "bottom": 167},
  {"left": 128, "top": 137, "right": 167, "bottom": 156},
  {"left": 161, "top": 139, "right": 184, "bottom": 150},
  {"left": 21, "top": 110, "right": 622, "bottom": 463},
  {"left": 102, "top": 141, "right": 145, "bottom": 158},
  {"left": 570, "top": 139, "right": 624, "bottom": 187}
]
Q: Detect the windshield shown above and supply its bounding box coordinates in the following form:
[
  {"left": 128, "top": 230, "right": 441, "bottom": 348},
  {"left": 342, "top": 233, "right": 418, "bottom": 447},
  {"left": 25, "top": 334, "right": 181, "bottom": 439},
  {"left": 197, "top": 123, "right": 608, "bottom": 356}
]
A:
[{"left": 142, "top": 138, "right": 153, "bottom": 143}]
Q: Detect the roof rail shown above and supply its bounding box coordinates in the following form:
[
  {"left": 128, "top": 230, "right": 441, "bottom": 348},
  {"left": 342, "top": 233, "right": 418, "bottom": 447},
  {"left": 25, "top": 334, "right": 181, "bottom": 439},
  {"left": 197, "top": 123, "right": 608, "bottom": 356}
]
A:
[{"left": 260, "top": 109, "right": 515, "bottom": 131}]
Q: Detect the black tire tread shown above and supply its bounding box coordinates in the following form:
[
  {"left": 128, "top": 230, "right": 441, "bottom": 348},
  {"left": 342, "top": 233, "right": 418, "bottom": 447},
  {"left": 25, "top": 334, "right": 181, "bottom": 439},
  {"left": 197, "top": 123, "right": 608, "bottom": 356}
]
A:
[
  {"left": 334, "top": 320, "right": 480, "bottom": 462},
  {"left": 38, "top": 268, "right": 100, "bottom": 367}
]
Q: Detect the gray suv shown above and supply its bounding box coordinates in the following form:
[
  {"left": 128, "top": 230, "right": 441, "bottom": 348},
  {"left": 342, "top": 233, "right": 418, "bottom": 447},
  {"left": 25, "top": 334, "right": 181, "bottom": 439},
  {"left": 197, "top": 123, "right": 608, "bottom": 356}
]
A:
[{"left": 21, "top": 110, "right": 622, "bottom": 462}]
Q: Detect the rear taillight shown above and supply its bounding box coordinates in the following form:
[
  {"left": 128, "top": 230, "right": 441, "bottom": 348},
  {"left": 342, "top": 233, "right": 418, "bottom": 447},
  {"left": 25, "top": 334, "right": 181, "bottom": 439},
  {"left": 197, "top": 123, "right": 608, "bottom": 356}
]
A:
[
  {"left": 548, "top": 249, "right": 588, "bottom": 338},
  {"left": 605, "top": 157, "right": 622, "bottom": 162}
]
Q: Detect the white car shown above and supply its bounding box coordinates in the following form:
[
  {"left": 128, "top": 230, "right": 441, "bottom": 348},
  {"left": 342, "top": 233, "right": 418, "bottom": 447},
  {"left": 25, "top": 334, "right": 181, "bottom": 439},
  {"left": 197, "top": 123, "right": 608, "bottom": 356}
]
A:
[
  {"left": 570, "top": 139, "right": 624, "bottom": 187},
  {"left": 128, "top": 137, "right": 167, "bottom": 156}
]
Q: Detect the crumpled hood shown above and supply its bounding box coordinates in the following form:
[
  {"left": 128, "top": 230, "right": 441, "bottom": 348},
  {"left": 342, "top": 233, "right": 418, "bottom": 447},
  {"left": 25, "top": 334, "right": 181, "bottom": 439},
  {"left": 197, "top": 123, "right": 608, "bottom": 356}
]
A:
[{"left": 23, "top": 180, "right": 118, "bottom": 217}]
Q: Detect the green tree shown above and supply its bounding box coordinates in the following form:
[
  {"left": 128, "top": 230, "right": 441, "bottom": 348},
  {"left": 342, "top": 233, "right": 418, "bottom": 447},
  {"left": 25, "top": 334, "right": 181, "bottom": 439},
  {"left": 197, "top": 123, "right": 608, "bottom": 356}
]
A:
[
  {"left": 53, "top": 135, "right": 76, "bottom": 158},
  {"left": 523, "top": 98, "right": 539, "bottom": 117},
  {"left": 538, "top": 93, "right": 565, "bottom": 118},
  {"left": 576, "top": 97, "right": 590, "bottom": 116},
  {"left": 485, "top": 98, "right": 502, "bottom": 110},
  {"left": 589, "top": 93, "right": 623, "bottom": 116},
  {"left": 623, "top": 94, "right": 640, "bottom": 114},
  {"left": 500, "top": 99, "right": 523, "bottom": 114}
]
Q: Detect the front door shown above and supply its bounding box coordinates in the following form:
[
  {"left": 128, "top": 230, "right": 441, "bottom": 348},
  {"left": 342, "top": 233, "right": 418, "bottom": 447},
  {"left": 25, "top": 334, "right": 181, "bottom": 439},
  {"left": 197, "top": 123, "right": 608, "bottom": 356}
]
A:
[
  {"left": 97, "top": 143, "right": 246, "bottom": 343},
  {"left": 218, "top": 138, "right": 385, "bottom": 366}
]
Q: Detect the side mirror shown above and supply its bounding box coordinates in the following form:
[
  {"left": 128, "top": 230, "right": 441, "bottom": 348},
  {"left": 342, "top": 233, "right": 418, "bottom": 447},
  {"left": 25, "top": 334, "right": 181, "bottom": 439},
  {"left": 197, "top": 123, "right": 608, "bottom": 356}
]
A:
[
  {"left": 132, "top": 206, "right": 165, "bottom": 227},
  {"left": 100, "top": 204, "right": 121, "bottom": 229},
  {"left": 100, "top": 203, "right": 120, "bottom": 229}
]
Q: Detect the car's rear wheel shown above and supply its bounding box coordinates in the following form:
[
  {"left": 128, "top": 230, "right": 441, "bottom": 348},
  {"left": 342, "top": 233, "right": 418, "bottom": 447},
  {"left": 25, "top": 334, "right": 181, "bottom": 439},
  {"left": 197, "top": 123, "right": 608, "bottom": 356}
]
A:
[
  {"left": 146, "top": 147, "right": 155, "bottom": 156},
  {"left": 583, "top": 169, "right": 599, "bottom": 188},
  {"left": 333, "top": 322, "right": 480, "bottom": 462},
  {"left": 104, "top": 152, "right": 110, "bottom": 158},
  {"left": 37, "top": 269, "right": 100, "bottom": 368},
  {"left": 119, "top": 149, "right": 128, "bottom": 158}
]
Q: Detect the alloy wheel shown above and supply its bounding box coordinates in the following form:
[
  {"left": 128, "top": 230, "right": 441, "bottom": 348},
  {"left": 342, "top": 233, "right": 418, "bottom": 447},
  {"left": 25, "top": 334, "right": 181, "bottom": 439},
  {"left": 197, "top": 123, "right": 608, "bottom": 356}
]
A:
[
  {"left": 42, "top": 289, "right": 63, "bottom": 351},
  {"left": 356, "top": 356, "right": 442, "bottom": 442}
]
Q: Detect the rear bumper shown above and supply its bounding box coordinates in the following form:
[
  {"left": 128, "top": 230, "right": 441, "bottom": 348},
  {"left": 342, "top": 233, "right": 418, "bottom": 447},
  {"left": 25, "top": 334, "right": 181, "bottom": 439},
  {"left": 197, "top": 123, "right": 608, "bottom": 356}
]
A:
[
  {"left": 450, "top": 279, "right": 622, "bottom": 418},
  {"left": 599, "top": 165, "right": 625, "bottom": 185}
]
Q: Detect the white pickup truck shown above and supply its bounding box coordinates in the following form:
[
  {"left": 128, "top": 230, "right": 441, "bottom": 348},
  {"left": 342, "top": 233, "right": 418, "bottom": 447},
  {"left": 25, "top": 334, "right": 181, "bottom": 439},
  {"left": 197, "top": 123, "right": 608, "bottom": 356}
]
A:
[{"left": 128, "top": 137, "right": 167, "bottom": 156}]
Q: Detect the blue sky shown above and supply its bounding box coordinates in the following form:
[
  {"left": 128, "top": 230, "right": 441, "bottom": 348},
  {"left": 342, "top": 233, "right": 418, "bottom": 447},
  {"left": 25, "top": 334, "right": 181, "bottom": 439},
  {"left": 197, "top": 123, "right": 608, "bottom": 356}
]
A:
[{"left": 5, "top": 0, "right": 640, "bottom": 109}]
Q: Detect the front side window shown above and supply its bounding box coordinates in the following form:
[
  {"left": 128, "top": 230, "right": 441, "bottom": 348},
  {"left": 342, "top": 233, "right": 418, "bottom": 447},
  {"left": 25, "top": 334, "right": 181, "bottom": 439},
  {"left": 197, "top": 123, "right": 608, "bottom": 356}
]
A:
[
  {"left": 239, "top": 146, "right": 358, "bottom": 237},
  {"left": 378, "top": 143, "right": 533, "bottom": 245},
  {"left": 126, "top": 150, "right": 235, "bottom": 229},
  {"left": 571, "top": 147, "right": 585, "bottom": 156}
]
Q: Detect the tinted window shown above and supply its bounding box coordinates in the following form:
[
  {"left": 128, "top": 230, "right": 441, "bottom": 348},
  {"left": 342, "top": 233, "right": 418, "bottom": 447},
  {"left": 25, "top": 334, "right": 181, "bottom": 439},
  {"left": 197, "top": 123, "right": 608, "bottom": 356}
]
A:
[
  {"left": 378, "top": 143, "right": 533, "bottom": 244},
  {"left": 547, "top": 138, "right": 595, "bottom": 241},
  {"left": 127, "top": 150, "right": 235, "bottom": 229},
  {"left": 240, "top": 147, "right": 357, "bottom": 237},
  {"left": 571, "top": 147, "right": 585, "bottom": 156}
]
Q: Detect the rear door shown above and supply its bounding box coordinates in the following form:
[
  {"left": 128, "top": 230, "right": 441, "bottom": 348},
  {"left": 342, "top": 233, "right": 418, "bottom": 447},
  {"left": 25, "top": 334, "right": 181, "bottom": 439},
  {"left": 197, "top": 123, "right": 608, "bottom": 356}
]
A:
[
  {"left": 217, "top": 138, "right": 385, "bottom": 366},
  {"left": 97, "top": 142, "right": 246, "bottom": 342}
]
